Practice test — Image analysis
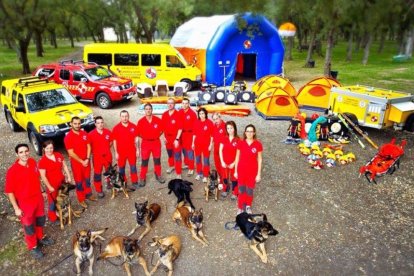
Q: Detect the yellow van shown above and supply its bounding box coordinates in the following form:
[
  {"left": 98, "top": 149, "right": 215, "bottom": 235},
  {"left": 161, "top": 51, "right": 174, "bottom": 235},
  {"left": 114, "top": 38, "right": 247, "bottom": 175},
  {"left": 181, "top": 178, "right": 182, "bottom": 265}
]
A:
[{"left": 83, "top": 43, "right": 202, "bottom": 90}]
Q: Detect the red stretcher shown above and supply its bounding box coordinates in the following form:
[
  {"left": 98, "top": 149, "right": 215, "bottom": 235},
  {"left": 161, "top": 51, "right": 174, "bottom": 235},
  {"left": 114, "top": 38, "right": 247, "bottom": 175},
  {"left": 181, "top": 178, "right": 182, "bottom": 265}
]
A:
[{"left": 359, "top": 138, "right": 407, "bottom": 184}]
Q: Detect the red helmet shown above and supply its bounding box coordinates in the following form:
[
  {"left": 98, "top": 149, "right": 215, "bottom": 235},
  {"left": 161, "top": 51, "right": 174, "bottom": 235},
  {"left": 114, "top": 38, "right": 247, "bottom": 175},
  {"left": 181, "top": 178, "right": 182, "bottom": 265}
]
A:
[{"left": 311, "top": 113, "right": 319, "bottom": 120}]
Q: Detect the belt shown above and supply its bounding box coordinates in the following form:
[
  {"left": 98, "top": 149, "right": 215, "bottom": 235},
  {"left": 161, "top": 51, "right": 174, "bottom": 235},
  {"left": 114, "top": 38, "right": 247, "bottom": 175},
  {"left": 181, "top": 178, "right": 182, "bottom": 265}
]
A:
[
  {"left": 182, "top": 130, "right": 192, "bottom": 133},
  {"left": 143, "top": 139, "right": 158, "bottom": 141}
]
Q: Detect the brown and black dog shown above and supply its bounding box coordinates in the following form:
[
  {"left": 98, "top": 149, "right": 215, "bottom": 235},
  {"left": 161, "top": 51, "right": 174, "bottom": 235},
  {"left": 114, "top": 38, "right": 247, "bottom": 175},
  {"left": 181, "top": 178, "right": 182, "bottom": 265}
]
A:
[
  {"left": 127, "top": 201, "right": 161, "bottom": 241},
  {"left": 73, "top": 228, "right": 108, "bottom": 275},
  {"left": 236, "top": 212, "right": 278, "bottom": 263},
  {"left": 148, "top": 235, "right": 181, "bottom": 276},
  {"left": 103, "top": 164, "right": 129, "bottom": 199},
  {"left": 204, "top": 169, "right": 219, "bottom": 202},
  {"left": 55, "top": 182, "right": 85, "bottom": 230},
  {"left": 97, "top": 236, "right": 150, "bottom": 276},
  {"left": 172, "top": 202, "right": 208, "bottom": 246}
]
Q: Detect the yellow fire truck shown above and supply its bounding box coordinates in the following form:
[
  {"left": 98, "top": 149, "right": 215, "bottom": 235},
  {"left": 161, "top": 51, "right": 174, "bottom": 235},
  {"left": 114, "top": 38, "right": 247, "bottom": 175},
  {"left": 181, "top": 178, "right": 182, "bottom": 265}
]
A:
[{"left": 329, "top": 85, "right": 414, "bottom": 132}]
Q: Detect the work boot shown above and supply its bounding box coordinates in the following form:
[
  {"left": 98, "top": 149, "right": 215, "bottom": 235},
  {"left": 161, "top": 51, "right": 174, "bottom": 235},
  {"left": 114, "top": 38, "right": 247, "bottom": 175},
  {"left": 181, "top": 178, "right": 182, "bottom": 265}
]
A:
[
  {"left": 202, "top": 177, "right": 208, "bottom": 183},
  {"left": 166, "top": 167, "right": 174, "bottom": 174},
  {"left": 87, "top": 195, "right": 97, "bottom": 202},
  {"left": 245, "top": 206, "right": 252, "bottom": 214},
  {"left": 97, "top": 192, "right": 105, "bottom": 199},
  {"left": 187, "top": 169, "right": 194, "bottom": 176},
  {"left": 30, "top": 247, "right": 44, "bottom": 259},
  {"left": 39, "top": 236, "right": 54, "bottom": 246},
  {"left": 155, "top": 174, "right": 166, "bottom": 184},
  {"left": 138, "top": 179, "right": 146, "bottom": 188},
  {"left": 79, "top": 201, "right": 88, "bottom": 208},
  {"left": 176, "top": 174, "right": 182, "bottom": 179},
  {"left": 221, "top": 192, "right": 228, "bottom": 198},
  {"left": 231, "top": 194, "right": 237, "bottom": 201},
  {"left": 182, "top": 165, "right": 189, "bottom": 170},
  {"left": 195, "top": 174, "right": 201, "bottom": 181},
  {"left": 130, "top": 183, "right": 138, "bottom": 191}
]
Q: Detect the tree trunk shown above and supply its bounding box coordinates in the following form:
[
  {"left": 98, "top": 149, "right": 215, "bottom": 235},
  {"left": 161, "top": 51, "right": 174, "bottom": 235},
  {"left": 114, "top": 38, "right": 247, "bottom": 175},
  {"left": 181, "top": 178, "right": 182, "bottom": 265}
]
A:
[
  {"left": 405, "top": 26, "right": 414, "bottom": 57},
  {"left": 34, "top": 30, "right": 44, "bottom": 57},
  {"left": 346, "top": 29, "right": 353, "bottom": 61},
  {"left": 377, "top": 31, "right": 386, "bottom": 53},
  {"left": 324, "top": 28, "right": 334, "bottom": 76},
  {"left": 362, "top": 32, "right": 372, "bottom": 65},
  {"left": 50, "top": 30, "right": 57, "bottom": 48},
  {"left": 285, "top": 36, "right": 293, "bottom": 61},
  {"left": 19, "top": 38, "right": 31, "bottom": 74},
  {"left": 6, "top": 38, "right": 13, "bottom": 49},
  {"left": 355, "top": 35, "right": 362, "bottom": 52},
  {"left": 304, "top": 32, "right": 316, "bottom": 67}
]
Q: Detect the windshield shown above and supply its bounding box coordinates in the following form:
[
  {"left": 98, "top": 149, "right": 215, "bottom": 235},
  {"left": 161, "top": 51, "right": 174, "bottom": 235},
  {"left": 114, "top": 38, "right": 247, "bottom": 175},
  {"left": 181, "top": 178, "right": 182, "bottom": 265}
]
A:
[
  {"left": 85, "top": 66, "right": 113, "bottom": 80},
  {"left": 26, "top": 88, "right": 77, "bottom": 113},
  {"left": 176, "top": 52, "right": 189, "bottom": 66}
]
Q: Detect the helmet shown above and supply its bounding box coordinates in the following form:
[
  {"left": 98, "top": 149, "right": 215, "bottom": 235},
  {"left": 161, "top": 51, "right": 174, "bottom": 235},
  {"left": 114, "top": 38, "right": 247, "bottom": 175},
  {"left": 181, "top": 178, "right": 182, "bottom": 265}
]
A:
[
  {"left": 313, "top": 149, "right": 323, "bottom": 158},
  {"left": 301, "top": 147, "right": 311, "bottom": 156},
  {"left": 301, "top": 112, "right": 307, "bottom": 119},
  {"left": 326, "top": 153, "right": 336, "bottom": 160},
  {"left": 322, "top": 148, "right": 332, "bottom": 155},
  {"left": 311, "top": 144, "right": 320, "bottom": 151},
  {"left": 339, "top": 155, "right": 348, "bottom": 164},
  {"left": 334, "top": 149, "right": 343, "bottom": 157},
  {"left": 311, "top": 113, "right": 319, "bottom": 120},
  {"left": 298, "top": 143, "right": 306, "bottom": 149},
  {"left": 346, "top": 153, "right": 356, "bottom": 162}
]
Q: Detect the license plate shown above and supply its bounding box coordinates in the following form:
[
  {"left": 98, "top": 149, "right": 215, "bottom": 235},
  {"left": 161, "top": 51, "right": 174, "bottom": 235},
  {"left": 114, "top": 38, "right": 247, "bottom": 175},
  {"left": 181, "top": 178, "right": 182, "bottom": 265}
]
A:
[{"left": 127, "top": 92, "right": 133, "bottom": 99}]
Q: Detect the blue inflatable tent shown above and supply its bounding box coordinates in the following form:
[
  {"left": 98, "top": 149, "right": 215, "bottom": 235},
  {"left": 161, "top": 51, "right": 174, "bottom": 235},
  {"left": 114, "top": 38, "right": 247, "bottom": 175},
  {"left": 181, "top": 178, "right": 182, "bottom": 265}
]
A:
[{"left": 171, "top": 14, "right": 284, "bottom": 86}]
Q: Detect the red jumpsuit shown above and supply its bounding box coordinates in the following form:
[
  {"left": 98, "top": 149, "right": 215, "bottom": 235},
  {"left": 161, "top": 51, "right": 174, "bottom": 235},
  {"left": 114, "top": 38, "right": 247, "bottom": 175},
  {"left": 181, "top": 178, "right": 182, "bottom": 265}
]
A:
[
  {"left": 236, "top": 139, "right": 263, "bottom": 210},
  {"left": 88, "top": 128, "right": 112, "bottom": 193},
  {"left": 64, "top": 129, "right": 92, "bottom": 202},
  {"left": 220, "top": 136, "right": 240, "bottom": 195},
  {"left": 137, "top": 116, "right": 163, "bottom": 180},
  {"left": 161, "top": 109, "right": 183, "bottom": 175},
  {"left": 213, "top": 120, "right": 226, "bottom": 181},
  {"left": 112, "top": 122, "right": 139, "bottom": 184},
  {"left": 179, "top": 108, "right": 197, "bottom": 170},
  {"left": 38, "top": 152, "right": 65, "bottom": 222},
  {"left": 193, "top": 119, "right": 214, "bottom": 177},
  {"left": 5, "top": 158, "right": 45, "bottom": 249}
]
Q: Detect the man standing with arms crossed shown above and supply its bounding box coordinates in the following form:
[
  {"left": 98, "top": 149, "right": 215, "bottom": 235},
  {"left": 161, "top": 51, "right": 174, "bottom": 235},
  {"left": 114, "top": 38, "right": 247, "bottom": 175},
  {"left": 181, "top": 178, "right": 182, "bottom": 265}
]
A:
[
  {"left": 64, "top": 116, "right": 96, "bottom": 208},
  {"left": 179, "top": 97, "right": 197, "bottom": 176},
  {"left": 161, "top": 98, "right": 183, "bottom": 179},
  {"left": 112, "top": 110, "right": 139, "bottom": 190},
  {"left": 88, "top": 116, "right": 112, "bottom": 198},
  {"left": 137, "top": 103, "right": 165, "bottom": 186},
  {"left": 5, "top": 143, "right": 54, "bottom": 259}
]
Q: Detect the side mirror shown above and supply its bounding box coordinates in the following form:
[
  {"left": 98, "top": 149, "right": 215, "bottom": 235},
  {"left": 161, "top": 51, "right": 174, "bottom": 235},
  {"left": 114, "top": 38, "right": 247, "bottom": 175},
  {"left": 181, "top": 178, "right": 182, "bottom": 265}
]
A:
[
  {"left": 15, "top": 105, "right": 26, "bottom": 113},
  {"left": 75, "top": 96, "right": 81, "bottom": 101},
  {"left": 80, "top": 77, "right": 88, "bottom": 83}
]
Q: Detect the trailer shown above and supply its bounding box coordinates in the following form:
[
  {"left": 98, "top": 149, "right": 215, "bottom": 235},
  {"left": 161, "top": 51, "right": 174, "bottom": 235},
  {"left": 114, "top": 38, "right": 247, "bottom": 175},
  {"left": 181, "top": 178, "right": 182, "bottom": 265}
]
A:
[{"left": 329, "top": 85, "right": 414, "bottom": 132}]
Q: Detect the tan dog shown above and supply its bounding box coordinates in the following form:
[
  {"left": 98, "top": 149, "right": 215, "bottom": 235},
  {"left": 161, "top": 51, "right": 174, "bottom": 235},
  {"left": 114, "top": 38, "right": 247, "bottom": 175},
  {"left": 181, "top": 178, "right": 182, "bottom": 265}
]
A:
[
  {"left": 172, "top": 202, "right": 208, "bottom": 246},
  {"left": 72, "top": 228, "right": 108, "bottom": 275},
  {"left": 204, "top": 169, "right": 219, "bottom": 202},
  {"left": 55, "top": 182, "right": 85, "bottom": 230},
  {"left": 127, "top": 201, "right": 161, "bottom": 241},
  {"left": 97, "top": 236, "right": 150, "bottom": 276},
  {"left": 103, "top": 164, "right": 129, "bottom": 199},
  {"left": 148, "top": 235, "right": 181, "bottom": 276}
]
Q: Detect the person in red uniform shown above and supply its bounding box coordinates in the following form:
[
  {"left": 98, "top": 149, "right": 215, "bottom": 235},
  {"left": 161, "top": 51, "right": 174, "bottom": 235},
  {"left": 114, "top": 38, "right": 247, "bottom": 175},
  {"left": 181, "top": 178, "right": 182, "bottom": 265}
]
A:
[
  {"left": 88, "top": 116, "right": 112, "bottom": 198},
  {"left": 112, "top": 110, "right": 139, "bottom": 190},
  {"left": 38, "top": 140, "right": 72, "bottom": 223},
  {"left": 219, "top": 121, "right": 240, "bottom": 200},
  {"left": 5, "top": 143, "right": 54, "bottom": 259},
  {"left": 137, "top": 103, "right": 165, "bottom": 185},
  {"left": 234, "top": 124, "right": 263, "bottom": 214},
  {"left": 64, "top": 116, "right": 96, "bottom": 208},
  {"left": 212, "top": 112, "right": 226, "bottom": 183},
  {"left": 179, "top": 97, "right": 197, "bottom": 176},
  {"left": 161, "top": 98, "right": 183, "bottom": 178},
  {"left": 192, "top": 108, "right": 214, "bottom": 183}
]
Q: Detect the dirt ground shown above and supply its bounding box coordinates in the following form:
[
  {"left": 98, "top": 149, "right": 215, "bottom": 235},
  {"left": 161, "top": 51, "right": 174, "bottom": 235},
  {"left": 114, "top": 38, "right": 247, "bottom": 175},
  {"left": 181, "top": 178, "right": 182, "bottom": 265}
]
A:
[{"left": 1, "top": 82, "right": 414, "bottom": 275}]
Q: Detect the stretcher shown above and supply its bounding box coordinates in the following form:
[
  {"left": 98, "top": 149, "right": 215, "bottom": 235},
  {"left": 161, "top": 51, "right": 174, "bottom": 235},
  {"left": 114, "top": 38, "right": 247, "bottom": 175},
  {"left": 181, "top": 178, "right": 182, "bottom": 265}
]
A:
[{"left": 359, "top": 138, "right": 406, "bottom": 184}]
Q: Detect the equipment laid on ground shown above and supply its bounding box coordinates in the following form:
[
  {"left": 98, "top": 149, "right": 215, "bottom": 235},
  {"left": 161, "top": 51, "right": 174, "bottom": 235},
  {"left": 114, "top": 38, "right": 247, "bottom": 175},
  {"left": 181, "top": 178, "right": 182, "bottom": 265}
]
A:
[
  {"left": 359, "top": 138, "right": 407, "bottom": 184},
  {"left": 341, "top": 113, "right": 378, "bottom": 149},
  {"left": 329, "top": 85, "right": 414, "bottom": 132},
  {"left": 199, "top": 83, "right": 217, "bottom": 104},
  {"left": 337, "top": 113, "right": 365, "bottom": 149}
]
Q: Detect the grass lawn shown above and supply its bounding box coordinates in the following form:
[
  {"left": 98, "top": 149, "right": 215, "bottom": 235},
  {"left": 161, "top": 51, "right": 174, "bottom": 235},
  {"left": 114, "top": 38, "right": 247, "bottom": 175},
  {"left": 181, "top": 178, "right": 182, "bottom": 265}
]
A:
[{"left": 283, "top": 40, "right": 414, "bottom": 92}]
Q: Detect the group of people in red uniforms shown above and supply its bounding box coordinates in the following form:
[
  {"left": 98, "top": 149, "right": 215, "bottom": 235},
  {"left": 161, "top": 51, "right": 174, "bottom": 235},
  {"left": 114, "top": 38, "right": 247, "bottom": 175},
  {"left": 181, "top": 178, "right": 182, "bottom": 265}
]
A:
[{"left": 5, "top": 97, "right": 263, "bottom": 258}]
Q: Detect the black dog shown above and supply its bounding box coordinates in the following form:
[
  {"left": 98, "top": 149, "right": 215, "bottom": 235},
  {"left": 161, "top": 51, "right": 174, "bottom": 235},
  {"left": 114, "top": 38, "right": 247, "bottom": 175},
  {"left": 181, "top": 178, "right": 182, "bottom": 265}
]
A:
[
  {"left": 236, "top": 212, "right": 278, "bottom": 263},
  {"left": 167, "top": 179, "right": 195, "bottom": 209},
  {"left": 103, "top": 164, "right": 129, "bottom": 199}
]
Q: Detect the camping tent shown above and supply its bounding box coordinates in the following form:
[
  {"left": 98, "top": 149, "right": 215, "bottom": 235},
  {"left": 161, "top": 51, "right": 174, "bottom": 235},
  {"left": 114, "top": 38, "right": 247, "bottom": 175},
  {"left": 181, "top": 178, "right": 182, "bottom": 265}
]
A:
[
  {"left": 252, "top": 75, "right": 297, "bottom": 98},
  {"left": 297, "top": 77, "right": 341, "bottom": 110},
  {"left": 170, "top": 14, "right": 284, "bottom": 86},
  {"left": 255, "top": 87, "right": 299, "bottom": 120}
]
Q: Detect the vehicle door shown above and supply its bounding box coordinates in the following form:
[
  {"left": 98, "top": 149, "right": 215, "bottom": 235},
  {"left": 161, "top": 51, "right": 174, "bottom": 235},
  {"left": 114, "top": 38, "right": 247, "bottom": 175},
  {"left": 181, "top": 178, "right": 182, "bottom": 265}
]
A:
[
  {"left": 165, "top": 54, "right": 185, "bottom": 84},
  {"left": 58, "top": 69, "right": 76, "bottom": 96},
  {"left": 113, "top": 53, "right": 141, "bottom": 83},
  {"left": 72, "top": 70, "right": 94, "bottom": 101},
  {"left": 141, "top": 53, "right": 162, "bottom": 86},
  {"left": 14, "top": 93, "right": 29, "bottom": 129}
]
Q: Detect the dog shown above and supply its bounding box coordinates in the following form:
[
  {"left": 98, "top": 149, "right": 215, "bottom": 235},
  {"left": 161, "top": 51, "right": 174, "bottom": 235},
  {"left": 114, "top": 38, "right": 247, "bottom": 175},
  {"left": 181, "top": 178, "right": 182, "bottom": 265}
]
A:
[
  {"left": 148, "top": 235, "right": 181, "bottom": 276},
  {"left": 168, "top": 179, "right": 195, "bottom": 209},
  {"left": 127, "top": 201, "right": 161, "bottom": 241},
  {"left": 236, "top": 212, "right": 278, "bottom": 263},
  {"left": 55, "top": 182, "right": 85, "bottom": 230},
  {"left": 73, "top": 228, "right": 108, "bottom": 275},
  {"left": 172, "top": 201, "right": 208, "bottom": 246},
  {"left": 97, "top": 236, "right": 150, "bottom": 276},
  {"left": 103, "top": 164, "right": 129, "bottom": 199},
  {"left": 204, "top": 169, "right": 219, "bottom": 202}
]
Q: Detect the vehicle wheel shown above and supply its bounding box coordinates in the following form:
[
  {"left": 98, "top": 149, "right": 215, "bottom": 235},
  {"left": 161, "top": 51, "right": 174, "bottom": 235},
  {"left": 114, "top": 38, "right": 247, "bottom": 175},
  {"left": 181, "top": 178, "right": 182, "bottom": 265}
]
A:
[
  {"left": 343, "top": 112, "right": 359, "bottom": 126},
  {"left": 403, "top": 114, "right": 414, "bottom": 132},
  {"left": 181, "top": 79, "right": 193, "bottom": 91},
  {"left": 5, "top": 110, "right": 20, "bottom": 132},
  {"left": 96, "top": 93, "right": 112, "bottom": 109},
  {"left": 29, "top": 131, "right": 42, "bottom": 156}
]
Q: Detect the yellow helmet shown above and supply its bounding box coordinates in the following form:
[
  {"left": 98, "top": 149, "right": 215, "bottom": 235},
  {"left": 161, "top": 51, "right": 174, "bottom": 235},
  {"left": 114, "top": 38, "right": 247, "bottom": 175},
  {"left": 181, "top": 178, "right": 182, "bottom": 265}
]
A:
[
  {"left": 298, "top": 143, "right": 306, "bottom": 149},
  {"left": 334, "top": 149, "right": 343, "bottom": 157},
  {"left": 346, "top": 153, "right": 356, "bottom": 161},
  {"left": 326, "top": 153, "right": 336, "bottom": 160},
  {"left": 322, "top": 148, "right": 332, "bottom": 155},
  {"left": 301, "top": 147, "right": 311, "bottom": 155},
  {"left": 313, "top": 149, "right": 323, "bottom": 158},
  {"left": 301, "top": 112, "right": 307, "bottom": 119},
  {"left": 311, "top": 144, "right": 320, "bottom": 151},
  {"left": 339, "top": 155, "right": 348, "bottom": 164}
]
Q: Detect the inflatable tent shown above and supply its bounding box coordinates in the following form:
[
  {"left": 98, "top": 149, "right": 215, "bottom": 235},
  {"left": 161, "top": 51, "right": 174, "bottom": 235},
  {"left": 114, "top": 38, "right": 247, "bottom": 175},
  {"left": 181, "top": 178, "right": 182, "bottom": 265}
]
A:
[
  {"left": 255, "top": 87, "right": 299, "bottom": 120},
  {"left": 170, "top": 14, "right": 284, "bottom": 86},
  {"left": 297, "top": 77, "right": 341, "bottom": 110},
  {"left": 252, "top": 75, "right": 297, "bottom": 98}
]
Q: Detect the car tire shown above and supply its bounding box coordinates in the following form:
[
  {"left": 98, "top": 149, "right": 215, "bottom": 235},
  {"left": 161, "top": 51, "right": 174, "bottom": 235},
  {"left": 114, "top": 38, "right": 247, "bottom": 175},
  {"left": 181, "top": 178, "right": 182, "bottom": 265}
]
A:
[
  {"left": 96, "top": 93, "right": 112, "bottom": 109},
  {"left": 343, "top": 112, "right": 359, "bottom": 126},
  {"left": 29, "top": 130, "right": 42, "bottom": 156},
  {"left": 403, "top": 114, "right": 414, "bottom": 132},
  {"left": 5, "top": 110, "right": 20, "bottom": 132}
]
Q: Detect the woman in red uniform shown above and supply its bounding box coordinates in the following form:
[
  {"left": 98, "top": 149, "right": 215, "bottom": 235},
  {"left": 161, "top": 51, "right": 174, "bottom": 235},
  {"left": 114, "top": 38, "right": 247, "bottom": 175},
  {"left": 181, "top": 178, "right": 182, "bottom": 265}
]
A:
[
  {"left": 219, "top": 121, "right": 240, "bottom": 200},
  {"left": 192, "top": 108, "right": 214, "bottom": 183},
  {"left": 234, "top": 124, "right": 263, "bottom": 214},
  {"left": 38, "top": 140, "right": 72, "bottom": 223}
]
